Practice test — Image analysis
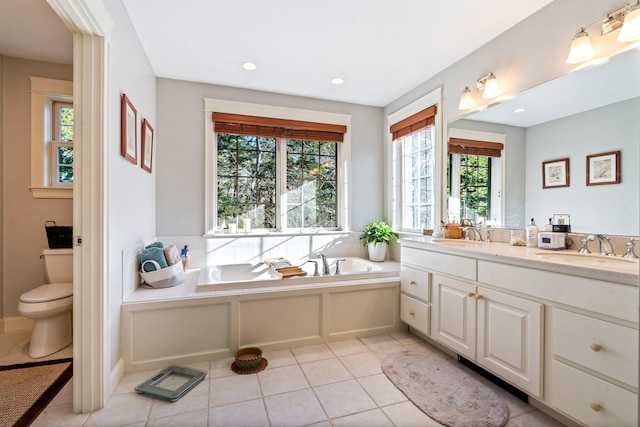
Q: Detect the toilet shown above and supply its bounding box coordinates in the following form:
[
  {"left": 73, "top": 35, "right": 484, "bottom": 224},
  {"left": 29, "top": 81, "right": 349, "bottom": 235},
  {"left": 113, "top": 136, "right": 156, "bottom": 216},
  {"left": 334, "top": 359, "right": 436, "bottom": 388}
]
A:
[{"left": 18, "top": 248, "right": 73, "bottom": 358}]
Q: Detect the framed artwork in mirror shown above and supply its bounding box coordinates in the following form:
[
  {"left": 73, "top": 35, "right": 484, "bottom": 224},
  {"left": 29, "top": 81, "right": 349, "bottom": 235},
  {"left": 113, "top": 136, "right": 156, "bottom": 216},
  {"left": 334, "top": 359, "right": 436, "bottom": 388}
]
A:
[
  {"left": 587, "top": 150, "right": 620, "bottom": 186},
  {"left": 542, "top": 158, "right": 569, "bottom": 189},
  {"left": 141, "top": 119, "right": 154, "bottom": 173},
  {"left": 121, "top": 93, "right": 137, "bottom": 164}
]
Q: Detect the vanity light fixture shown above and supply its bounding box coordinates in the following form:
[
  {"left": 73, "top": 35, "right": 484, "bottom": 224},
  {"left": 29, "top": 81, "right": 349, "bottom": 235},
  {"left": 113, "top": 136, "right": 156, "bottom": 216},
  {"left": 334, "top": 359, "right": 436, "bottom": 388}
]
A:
[
  {"left": 331, "top": 77, "right": 344, "bottom": 85},
  {"left": 567, "top": 1, "right": 640, "bottom": 64},
  {"left": 458, "top": 73, "right": 502, "bottom": 110}
]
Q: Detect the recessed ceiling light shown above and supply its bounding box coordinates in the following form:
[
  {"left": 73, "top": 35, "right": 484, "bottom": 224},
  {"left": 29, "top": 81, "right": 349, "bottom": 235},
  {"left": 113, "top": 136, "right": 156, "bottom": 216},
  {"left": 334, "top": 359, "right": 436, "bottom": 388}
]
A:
[
  {"left": 514, "top": 107, "right": 526, "bottom": 113},
  {"left": 331, "top": 77, "right": 344, "bottom": 85},
  {"left": 242, "top": 62, "right": 257, "bottom": 71}
]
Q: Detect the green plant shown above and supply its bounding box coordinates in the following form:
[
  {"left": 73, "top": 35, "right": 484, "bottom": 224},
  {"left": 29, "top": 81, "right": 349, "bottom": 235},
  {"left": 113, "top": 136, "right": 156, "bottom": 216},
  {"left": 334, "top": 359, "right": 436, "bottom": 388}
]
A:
[{"left": 359, "top": 221, "right": 399, "bottom": 246}]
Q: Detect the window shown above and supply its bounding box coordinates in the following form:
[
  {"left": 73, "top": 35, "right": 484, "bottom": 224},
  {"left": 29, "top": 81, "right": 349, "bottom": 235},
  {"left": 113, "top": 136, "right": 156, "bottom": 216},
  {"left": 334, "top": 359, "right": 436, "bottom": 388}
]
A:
[
  {"left": 29, "top": 77, "right": 73, "bottom": 198},
  {"left": 206, "top": 104, "right": 349, "bottom": 234},
  {"left": 50, "top": 102, "right": 74, "bottom": 186},
  {"left": 391, "top": 105, "right": 438, "bottom": 232},
  {"left": 447, "top": 134, "right": 504, "bottom": 225}
]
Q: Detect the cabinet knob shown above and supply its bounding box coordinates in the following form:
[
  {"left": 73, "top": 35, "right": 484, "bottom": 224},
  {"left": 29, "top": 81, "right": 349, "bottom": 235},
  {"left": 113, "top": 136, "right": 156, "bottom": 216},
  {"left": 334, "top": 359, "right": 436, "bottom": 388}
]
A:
[
  {"left": 410, "top": 281, "right": 417, "bottom": 286},
  {"left": 409, "top": 311, "right": 415, "bottom": 316},
  {"left": 590, "top": 343, "right": 602, "bottom": 352},
  {"left": 476, "top": 294, "right": 484, "bottom": 300},
  {"left": 468, "top": 292, "right": 475, "bottom": 297},
  {"left": 590, "top": 402, "right": 602, "bottom": 412}
]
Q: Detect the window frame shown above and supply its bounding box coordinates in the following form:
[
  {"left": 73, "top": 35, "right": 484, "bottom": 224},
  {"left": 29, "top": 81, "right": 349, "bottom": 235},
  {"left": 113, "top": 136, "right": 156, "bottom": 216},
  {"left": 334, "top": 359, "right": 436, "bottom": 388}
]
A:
[
  {"left": 204, "top": 99, "right": 351, "bottom": 236},
  {"left": 29, "top": 76, "right": 73, "bottom": 199},
  {"left": 50, "top": 101, "right": 74, "bottom": 187},
  {"left": 387, "top": 89, "right": 443, "bottom": 233}
]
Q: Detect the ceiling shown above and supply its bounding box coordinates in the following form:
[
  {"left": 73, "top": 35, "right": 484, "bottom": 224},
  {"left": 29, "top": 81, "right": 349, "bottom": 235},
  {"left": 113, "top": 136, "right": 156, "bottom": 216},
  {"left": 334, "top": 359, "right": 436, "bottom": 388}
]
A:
[{"left": 0, "top": 0, "right": 555, "bottom": 107}]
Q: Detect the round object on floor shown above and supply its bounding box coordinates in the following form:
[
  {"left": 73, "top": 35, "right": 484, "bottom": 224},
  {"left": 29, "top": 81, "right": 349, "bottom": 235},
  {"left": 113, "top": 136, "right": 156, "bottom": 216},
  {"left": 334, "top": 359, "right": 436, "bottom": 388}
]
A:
[
  {"left": 231, "top": 357, "right": 268, "bottom": 375},
  {"left": 232, "top": 347, "right": 266, "bottom": 373}
]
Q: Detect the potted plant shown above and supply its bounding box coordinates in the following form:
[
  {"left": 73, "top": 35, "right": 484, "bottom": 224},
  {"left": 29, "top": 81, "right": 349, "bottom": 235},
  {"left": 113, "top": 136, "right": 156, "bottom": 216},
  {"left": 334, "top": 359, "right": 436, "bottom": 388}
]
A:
[{"left": 359, "top": 221, "right": 399, "bottom": 262}]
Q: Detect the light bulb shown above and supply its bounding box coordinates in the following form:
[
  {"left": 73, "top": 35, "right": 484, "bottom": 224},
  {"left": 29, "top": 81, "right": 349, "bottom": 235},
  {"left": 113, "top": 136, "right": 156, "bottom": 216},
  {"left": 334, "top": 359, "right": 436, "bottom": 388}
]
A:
[
  {"left": 566, "top": 29, "right": 595, "bottom": 64},
  {"left": 482, "top": 74, "right": 501, "bottom": 99},
  {"left": 458, "top": 87, "right": 476, "bottom": 110}
]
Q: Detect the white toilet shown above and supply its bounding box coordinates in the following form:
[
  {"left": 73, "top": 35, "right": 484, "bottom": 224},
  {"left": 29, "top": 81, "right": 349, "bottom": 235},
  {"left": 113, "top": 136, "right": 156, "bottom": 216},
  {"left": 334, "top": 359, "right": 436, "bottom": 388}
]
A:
[{"left": 18, "top": 248, "right": 73, "bottom": 358}]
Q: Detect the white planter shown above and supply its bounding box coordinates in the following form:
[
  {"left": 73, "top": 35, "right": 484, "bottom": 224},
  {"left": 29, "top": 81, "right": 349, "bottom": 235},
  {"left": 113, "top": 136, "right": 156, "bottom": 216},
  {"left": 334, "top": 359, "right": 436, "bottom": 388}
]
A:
[{"left": 367, "top": 242, "right": 387, "bottom": 262}]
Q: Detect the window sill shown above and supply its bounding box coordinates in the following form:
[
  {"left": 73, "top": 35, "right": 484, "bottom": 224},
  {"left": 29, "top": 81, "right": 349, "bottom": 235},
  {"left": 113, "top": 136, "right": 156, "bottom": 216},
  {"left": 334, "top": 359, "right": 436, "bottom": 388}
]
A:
[
  {"left": 203, "top": 230, "right": 351, "bottom": 238},
  {"left": 30, "top": 186, "right": 73, "bottom": 199}
]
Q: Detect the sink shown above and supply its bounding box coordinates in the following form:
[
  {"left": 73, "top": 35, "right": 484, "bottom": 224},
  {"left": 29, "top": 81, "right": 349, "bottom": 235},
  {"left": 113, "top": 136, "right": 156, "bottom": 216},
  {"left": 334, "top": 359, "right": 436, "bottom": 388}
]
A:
[
  {"left": 534, "top": 251, "right": 639, "bottom": 270},
  {"left": 431, "top": 238, "right": 488, "bottom": 247}
]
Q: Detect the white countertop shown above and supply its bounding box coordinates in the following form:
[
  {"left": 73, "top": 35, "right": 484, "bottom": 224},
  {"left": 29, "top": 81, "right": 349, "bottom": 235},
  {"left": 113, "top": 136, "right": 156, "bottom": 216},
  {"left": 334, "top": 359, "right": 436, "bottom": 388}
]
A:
[{"left": 401, "top": 237, "right": 639, "bottom": 287}]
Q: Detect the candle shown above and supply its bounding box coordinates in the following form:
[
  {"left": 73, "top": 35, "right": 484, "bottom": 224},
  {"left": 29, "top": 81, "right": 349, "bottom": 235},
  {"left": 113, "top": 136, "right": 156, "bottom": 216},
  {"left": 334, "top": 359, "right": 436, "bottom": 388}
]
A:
[
  {"left": 243, "top": 218, "right": 251, "bottom": 232},
  {"left": 228, "top": 223, "right": 237, "bottom": 233}
]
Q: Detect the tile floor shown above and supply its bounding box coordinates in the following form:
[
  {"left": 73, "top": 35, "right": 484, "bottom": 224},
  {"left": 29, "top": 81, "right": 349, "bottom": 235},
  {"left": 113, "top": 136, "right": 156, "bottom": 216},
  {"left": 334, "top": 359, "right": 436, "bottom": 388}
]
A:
[{"left": 1, "top": 329, "right": 565, "bottom": 426}]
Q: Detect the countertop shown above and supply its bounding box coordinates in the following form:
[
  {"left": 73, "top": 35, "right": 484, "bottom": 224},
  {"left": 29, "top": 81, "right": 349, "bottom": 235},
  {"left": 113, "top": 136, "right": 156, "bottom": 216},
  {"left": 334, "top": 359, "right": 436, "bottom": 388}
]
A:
[{"left": 400, "top": 236, "right": 639, "bottom": 287}]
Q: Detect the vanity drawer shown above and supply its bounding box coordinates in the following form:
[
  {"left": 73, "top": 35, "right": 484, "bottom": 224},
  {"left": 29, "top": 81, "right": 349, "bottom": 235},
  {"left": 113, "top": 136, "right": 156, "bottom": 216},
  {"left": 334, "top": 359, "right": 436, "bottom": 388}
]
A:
[
  {"left": 553, "top": 308, "right": 638, "bottom": 388},
  {"left": 400, "top": 294, "right": 430, "bottom": 335},
  {"left": 400, "top": 266, "right": 430, "bottom": 302},
  {"left": 402, "top": 247, "right": 476, "bottom": 281},
  {"left": 552, "top": 360, "right": 637, "bottom": 427}
]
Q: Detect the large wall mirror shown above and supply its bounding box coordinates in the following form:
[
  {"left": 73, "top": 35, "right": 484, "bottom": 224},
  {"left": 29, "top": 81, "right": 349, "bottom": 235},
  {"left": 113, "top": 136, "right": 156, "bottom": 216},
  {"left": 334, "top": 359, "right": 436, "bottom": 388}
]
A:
[{"left": 447, "top": 47, "right": 639, "bottom": 235}]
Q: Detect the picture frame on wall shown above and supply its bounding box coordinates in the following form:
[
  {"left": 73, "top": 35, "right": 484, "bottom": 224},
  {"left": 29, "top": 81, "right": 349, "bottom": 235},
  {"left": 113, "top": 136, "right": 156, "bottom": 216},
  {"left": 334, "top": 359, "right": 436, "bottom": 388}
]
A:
[
  {"left": 121, "top": 93, "right": 137, "bottom": 164},
  {"left": 542, "top": 158, "right": 569, "bottom": 189},
  {"left": 141, "top": 119, "right": 154, "bottom": 173},
  {"left": 587, "top": 150, "right": 620, "bottom": 186}
]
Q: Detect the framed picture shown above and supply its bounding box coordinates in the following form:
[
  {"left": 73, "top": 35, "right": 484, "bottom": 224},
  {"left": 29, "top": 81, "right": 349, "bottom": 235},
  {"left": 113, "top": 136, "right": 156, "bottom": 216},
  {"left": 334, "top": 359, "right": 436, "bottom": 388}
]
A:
[
  {"left": 587, "top": 150, "right": 620, "bottom": 186},
  {"left": 542, "top": 158, "right": 570, "bottom": 189},
  {"left": 121, "top": 93, "right": 137, "bottom": 164},
  {"left": 141, "top": 119, "right": 154, "bottom": 173}
]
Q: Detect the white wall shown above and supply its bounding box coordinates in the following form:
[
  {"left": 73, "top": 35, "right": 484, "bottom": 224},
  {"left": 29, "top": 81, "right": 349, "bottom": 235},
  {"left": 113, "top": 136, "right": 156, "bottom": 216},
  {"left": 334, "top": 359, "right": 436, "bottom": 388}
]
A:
[
  {"left": 102, "top": 0, "right": 157, "bottom": 371},
  {"left": 155, "top": 78, "right": 384, "bottom": 236},
  {"left": 526, "top": 98, "right": 639, "bottom": 235}
]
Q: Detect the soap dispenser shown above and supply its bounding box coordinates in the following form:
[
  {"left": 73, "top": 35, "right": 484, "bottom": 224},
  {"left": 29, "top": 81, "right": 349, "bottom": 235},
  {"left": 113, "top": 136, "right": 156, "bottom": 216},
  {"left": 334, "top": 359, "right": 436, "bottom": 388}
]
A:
[
  {"left": 526, "top": 218, "right": 539, "bottom": 247},
  {"left": 544, "top": 218, "right": 553, "bottom": 232}
]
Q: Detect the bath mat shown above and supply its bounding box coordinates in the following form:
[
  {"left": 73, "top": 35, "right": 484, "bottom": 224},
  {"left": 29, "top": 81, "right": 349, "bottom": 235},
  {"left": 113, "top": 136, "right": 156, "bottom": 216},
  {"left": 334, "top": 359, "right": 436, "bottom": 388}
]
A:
[
  {"left": 382, "top": 351, "right": 509, "bottom": 427},
  {"left": 0, "top": 359, "right": 72, "bottom": 427}
]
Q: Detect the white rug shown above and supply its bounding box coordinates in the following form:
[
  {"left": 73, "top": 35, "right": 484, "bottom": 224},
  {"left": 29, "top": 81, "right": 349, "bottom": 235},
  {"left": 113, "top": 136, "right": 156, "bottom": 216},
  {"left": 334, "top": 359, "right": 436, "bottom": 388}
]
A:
[{"left": 382, "top": 351, "right": 509, "bottom": 427}]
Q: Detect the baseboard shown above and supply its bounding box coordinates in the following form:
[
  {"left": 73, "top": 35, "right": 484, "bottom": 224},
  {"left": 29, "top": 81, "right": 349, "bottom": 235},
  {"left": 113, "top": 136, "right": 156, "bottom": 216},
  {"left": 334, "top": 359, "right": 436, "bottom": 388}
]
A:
[
  {"left": 109, "top": 358, "right": 125, "bottom": 397},
  {"left": 0, "top": 316, "right": 34, "bottom": 333}
]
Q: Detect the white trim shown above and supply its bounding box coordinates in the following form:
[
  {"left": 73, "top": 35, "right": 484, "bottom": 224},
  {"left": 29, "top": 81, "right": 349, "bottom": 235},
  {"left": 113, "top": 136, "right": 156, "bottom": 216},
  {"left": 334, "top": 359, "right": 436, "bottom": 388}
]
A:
[
  {"left": 48, "top": 0, "right": 113, "bottom": 413},
  {"left": 29, "top": 187, "right": 73, "bottom": 199},
  {"left": 204, "top": 99, "right": 352, "bottom": 234},
  {"left": 385, "top": 88, "right": 443, "bottom": 231}
]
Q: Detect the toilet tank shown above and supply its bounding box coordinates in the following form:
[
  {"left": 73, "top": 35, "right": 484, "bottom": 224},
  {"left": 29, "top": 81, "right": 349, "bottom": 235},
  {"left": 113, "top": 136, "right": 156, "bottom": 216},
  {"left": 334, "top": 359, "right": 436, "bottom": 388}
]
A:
[{"left": 42, "top": 248, "right": 73, "bottom": 283}]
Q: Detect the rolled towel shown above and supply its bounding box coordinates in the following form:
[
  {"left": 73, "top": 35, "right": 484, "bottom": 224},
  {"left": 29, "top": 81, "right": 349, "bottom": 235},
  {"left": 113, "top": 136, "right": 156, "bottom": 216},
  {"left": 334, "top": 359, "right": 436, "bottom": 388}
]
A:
[
  {"left": 140, "top": 246, "right": 168, "bottom": 272},
  {"left": 145, "top": 241, "right": 164, "bottom": 249},
  {"left": 164, "top": 244, "right": 181, "bottom": 266}
]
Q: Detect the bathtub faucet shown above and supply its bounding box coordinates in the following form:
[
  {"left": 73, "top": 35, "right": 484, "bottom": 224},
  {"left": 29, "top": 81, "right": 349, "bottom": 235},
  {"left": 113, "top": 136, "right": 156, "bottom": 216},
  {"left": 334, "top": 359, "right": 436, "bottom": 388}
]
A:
[
  {"left": 319, "top": 253, "right": 330, "bottom": 275},
  {"left": 303, "top": 260, "right": 320, "bottom": 276},
  {"left": 334, "top": 259, "right": 346, "bottom": 275}
]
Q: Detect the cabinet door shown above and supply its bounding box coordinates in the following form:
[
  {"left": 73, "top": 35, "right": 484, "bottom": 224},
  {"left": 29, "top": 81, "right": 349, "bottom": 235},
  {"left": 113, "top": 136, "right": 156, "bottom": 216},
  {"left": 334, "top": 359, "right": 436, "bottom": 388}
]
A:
[
  {"left": 432, "top": 274, "right": 476, "bottom": 359},
  {"left": 477, "top": 287, "right": 543, "bottom": 397}
]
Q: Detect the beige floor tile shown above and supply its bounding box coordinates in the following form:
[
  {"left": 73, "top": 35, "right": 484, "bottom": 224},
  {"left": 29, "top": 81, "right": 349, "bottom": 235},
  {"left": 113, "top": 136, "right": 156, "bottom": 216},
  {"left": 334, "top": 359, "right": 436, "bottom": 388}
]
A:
[
  {"left": 258, "top": 364, "right": 309, "bottom": 396},
  {"left": 264, "top": 388, "right": 327, "bottom": 426},
  {"left": 340, "top": 351, "right": 383, "bottom": 378},
  {"left": 30, "top": 403, "right": 89, "bottom": 427},
  {"left": 209, "top": 374, "right": 261, "bottom": 407},
  {"left": 291, "top": 343, "right": 334, "bottom": 363},
  {"left": 112, "top": 369, "right": 159, "bottom": 395},
  {"left": 210, "top": 398, "right": 270, "bottom": 427},
  {"left": 331, "top": 408, "right": 394, "bottom": 427},
  {"left": 313, "top": 379, "right": 377, "bottom": 419},
  {"left": 300, "top": 357, "right": 353, "bottom": 387},
  {"left": 84, "top": 392, "right": 153, "bottom": 426},
  {"left": 357, "top": 373, "right": 408, "bottom": 407},
  {"left": 509, "top": 409, "right": 567, "bottom": 427},
  {"left": 327, "top": 338, "right": 370, "bottom": 356},
  {"left": 262, "top": 348, "right": 297, "bottom": 368},
  {"left": 148, "top": 379, "right": 209, "bottom": 420},
  {"left": 46, "top": 379, "right": 74, "bottom": 407},
  {"left": 381, "top": 401, "right": 442, "bottom": 426},
  {"left": 146, "top": 408, "right": 208, "bottom": 427},
  {"left": 389, "top": 330, "right": 424, "bottom": 345}
]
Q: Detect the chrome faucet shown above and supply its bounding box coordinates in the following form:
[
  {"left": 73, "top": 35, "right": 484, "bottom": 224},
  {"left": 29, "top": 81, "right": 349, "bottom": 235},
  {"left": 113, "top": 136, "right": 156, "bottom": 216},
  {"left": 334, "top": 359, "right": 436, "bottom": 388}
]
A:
[
  {"left": 334, "top": 259, "right": 346, "bottom": 275},
  {"left": 485, "top": 228, "right": 494, "bottom": 244},
  {"left": 318, "top": 253, "right": 330, "bottom": 275},
  {"left": 463, "top": 227, "right": 482, "bottom": 241},
  {"left": 591, "top": 234, "right": 615, "bottom": 256},
  {"left": 577, "top": 235, "right": 595, "bottom": 253},
  {"left": 304, "top": 260, "right": 320, "bottom": 276},
  {"left": 622, "top": 238, "right": 639, "bottom": 259}
]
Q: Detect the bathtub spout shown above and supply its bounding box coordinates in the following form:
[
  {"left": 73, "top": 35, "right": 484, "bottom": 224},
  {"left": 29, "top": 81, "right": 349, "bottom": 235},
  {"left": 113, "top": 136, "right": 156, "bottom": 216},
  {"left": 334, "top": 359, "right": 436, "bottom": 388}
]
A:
[
  {"left": 319, "top": 253, "right": 330, "bottom": 275},
  {"left": 303, "top": 260, "right": 320, "bottom": 276}
]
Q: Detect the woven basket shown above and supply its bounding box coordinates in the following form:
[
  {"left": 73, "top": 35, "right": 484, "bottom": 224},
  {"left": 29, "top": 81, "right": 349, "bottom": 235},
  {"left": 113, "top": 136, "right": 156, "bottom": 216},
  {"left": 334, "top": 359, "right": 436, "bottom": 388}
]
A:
[
  {"left": 45, "top": 221, "right": 73, "bottom": 249},
  {"left": 443, "top": 223, "right": 463, "bottom": 239},
  {"left": 139, "top": 260, "right": 184, "bottom": 288}
]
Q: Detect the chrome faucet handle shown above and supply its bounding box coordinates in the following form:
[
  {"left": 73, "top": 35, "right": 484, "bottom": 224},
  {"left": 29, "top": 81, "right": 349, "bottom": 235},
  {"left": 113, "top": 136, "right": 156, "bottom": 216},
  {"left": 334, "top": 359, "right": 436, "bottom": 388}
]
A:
[
  {"left": 334, "top": 259, "right": 346, "bottom": 275},
  {"left": 622, "top": 238, "right": 639, "bottom": 259},
  {"left": 304, "top": 260, "right": 320, "bottom": 276},
  {"left": 577, "top": 235, "right": 595, "bottom": 254},
  {"left": 484, "top": 229, "right": 494, "bottom": 244}
]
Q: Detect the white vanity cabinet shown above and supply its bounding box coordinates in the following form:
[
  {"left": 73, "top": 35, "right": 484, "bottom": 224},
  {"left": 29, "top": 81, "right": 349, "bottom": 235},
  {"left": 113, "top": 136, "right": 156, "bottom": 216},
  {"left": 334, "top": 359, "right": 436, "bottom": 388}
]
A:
[{"left": 432, "top": 273, "right": 543, "bottom": 397}]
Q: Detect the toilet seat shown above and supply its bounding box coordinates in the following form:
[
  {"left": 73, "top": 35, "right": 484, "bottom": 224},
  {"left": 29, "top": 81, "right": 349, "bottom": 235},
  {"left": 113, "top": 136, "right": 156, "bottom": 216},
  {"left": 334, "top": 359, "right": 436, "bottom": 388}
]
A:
[{"left": 20, "top": 282, "right": 72, "bottom": 303}]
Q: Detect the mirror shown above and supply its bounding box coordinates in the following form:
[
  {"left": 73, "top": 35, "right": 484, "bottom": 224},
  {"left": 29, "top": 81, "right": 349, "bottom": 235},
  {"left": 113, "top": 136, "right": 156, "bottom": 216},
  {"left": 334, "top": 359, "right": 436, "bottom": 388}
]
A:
[{"left": 447, "top": 48, "right": 640, "bottom": 235}]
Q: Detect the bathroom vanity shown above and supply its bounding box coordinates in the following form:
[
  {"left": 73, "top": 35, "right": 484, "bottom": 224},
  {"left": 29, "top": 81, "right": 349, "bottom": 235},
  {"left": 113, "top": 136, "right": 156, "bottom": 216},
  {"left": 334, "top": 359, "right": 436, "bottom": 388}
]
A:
[{"left": 400, "top": 237, "right": 638, "bottom": 427}]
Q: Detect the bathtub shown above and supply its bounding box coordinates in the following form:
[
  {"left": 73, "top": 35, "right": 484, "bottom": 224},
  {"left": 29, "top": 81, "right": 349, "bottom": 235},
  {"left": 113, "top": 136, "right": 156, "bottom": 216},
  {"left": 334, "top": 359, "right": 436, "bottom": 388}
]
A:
[{"left": 196, "top": 257, "right": 399, "bottom": 292}]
